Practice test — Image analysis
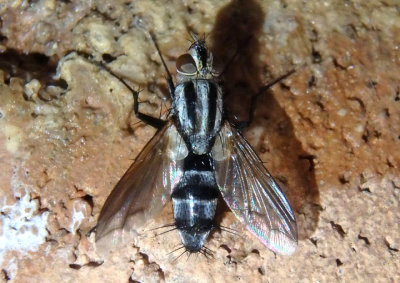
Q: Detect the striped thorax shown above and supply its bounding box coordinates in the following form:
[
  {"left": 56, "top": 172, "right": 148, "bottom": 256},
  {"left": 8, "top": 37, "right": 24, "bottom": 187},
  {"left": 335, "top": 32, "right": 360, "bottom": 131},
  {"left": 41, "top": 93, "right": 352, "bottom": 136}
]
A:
[{"left": 171, "top": 37, "right": 223, "bottom": 155}]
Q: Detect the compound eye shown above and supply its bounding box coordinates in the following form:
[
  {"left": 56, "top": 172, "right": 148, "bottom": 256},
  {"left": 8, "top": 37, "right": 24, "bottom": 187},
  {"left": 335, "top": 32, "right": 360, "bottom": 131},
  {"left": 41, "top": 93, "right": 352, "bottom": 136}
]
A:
[{"left": 176, "top": 53, "right": 197, "bottom": 75}]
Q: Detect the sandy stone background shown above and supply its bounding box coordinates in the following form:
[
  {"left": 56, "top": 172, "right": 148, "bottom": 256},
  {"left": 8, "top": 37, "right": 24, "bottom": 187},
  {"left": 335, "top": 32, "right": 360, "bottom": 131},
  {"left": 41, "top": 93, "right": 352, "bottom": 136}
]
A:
[{"left": 0, "top": 0, "right": 399, "bottom": 282}]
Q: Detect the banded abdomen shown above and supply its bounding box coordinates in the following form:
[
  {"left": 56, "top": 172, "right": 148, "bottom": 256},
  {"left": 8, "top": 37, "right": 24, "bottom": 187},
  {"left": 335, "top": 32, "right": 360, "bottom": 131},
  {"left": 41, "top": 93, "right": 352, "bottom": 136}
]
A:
[{"left": 171, "top": 153, "right": 219, "bottom": 252}]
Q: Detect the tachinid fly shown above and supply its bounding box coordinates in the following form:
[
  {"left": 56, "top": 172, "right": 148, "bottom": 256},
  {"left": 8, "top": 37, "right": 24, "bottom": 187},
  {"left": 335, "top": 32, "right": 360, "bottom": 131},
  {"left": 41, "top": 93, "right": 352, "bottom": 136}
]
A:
[{"left": 95, "top": 33, "right": 298, "bottom": 255}]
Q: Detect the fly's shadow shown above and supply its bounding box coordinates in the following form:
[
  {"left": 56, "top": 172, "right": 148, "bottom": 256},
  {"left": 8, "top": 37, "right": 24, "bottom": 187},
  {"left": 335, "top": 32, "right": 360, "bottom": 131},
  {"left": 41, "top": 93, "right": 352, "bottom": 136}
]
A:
[{"left": 209, "top": 0, "right": 320, "bottom": 239}]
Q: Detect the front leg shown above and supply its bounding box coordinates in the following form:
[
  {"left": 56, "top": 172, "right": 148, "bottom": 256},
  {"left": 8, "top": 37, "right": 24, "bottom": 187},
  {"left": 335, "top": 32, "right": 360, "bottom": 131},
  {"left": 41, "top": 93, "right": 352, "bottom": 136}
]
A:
[{"left": 149, "top": 32, "right": 176, "bottom": 97}]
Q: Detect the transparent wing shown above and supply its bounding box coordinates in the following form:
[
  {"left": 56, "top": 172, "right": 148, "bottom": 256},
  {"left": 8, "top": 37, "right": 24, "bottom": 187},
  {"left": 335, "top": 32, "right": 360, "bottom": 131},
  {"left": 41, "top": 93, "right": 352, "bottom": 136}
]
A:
[
  {"left": 96, "top": 122, "right": 187, "bottom": 241},
  {"left": 212, "top": 123, "right": 297, "bottom": 255}
]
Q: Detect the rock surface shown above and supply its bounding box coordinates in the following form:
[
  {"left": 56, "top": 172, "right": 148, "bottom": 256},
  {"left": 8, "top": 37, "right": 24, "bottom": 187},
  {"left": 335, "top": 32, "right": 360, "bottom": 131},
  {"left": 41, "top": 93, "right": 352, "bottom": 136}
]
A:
[{"left": 0, "top": 0, "right": 399, "bottom": 282}]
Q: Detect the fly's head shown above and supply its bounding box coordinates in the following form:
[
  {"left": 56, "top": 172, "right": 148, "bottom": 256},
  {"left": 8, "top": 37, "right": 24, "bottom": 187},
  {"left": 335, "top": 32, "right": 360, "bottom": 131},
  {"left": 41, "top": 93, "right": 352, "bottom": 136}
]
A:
[{"left": 176, "top": 34, "right": 216, "bottom": 82}]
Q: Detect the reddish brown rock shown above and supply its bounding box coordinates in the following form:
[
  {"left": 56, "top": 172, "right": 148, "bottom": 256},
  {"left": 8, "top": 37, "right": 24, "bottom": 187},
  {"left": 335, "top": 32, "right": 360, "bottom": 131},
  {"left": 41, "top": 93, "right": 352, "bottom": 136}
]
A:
[{"left": 0, "top": 0, "right": 399, "bottom": 282}]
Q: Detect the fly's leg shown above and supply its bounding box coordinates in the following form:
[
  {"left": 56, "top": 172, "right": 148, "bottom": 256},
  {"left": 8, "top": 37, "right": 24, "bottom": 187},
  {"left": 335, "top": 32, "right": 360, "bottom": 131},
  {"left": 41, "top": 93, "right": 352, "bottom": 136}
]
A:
[
  {"left": 131, "top": 88, "right": 167, "bottom": 129},
  {"left": 233, "top": 69, "right": 296, "bottom": 130},
  {"left": 98, "top": 62, "right": 167, "bottom": 129},
  {"left": 149, "top": 32, "right": 175, "bottom": 96},
  {"left": 89, "top": 32, "right": 174, "bottom": 129},
  {"left": 70, "top": 51, "right": 167, "bottom": 129}
]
